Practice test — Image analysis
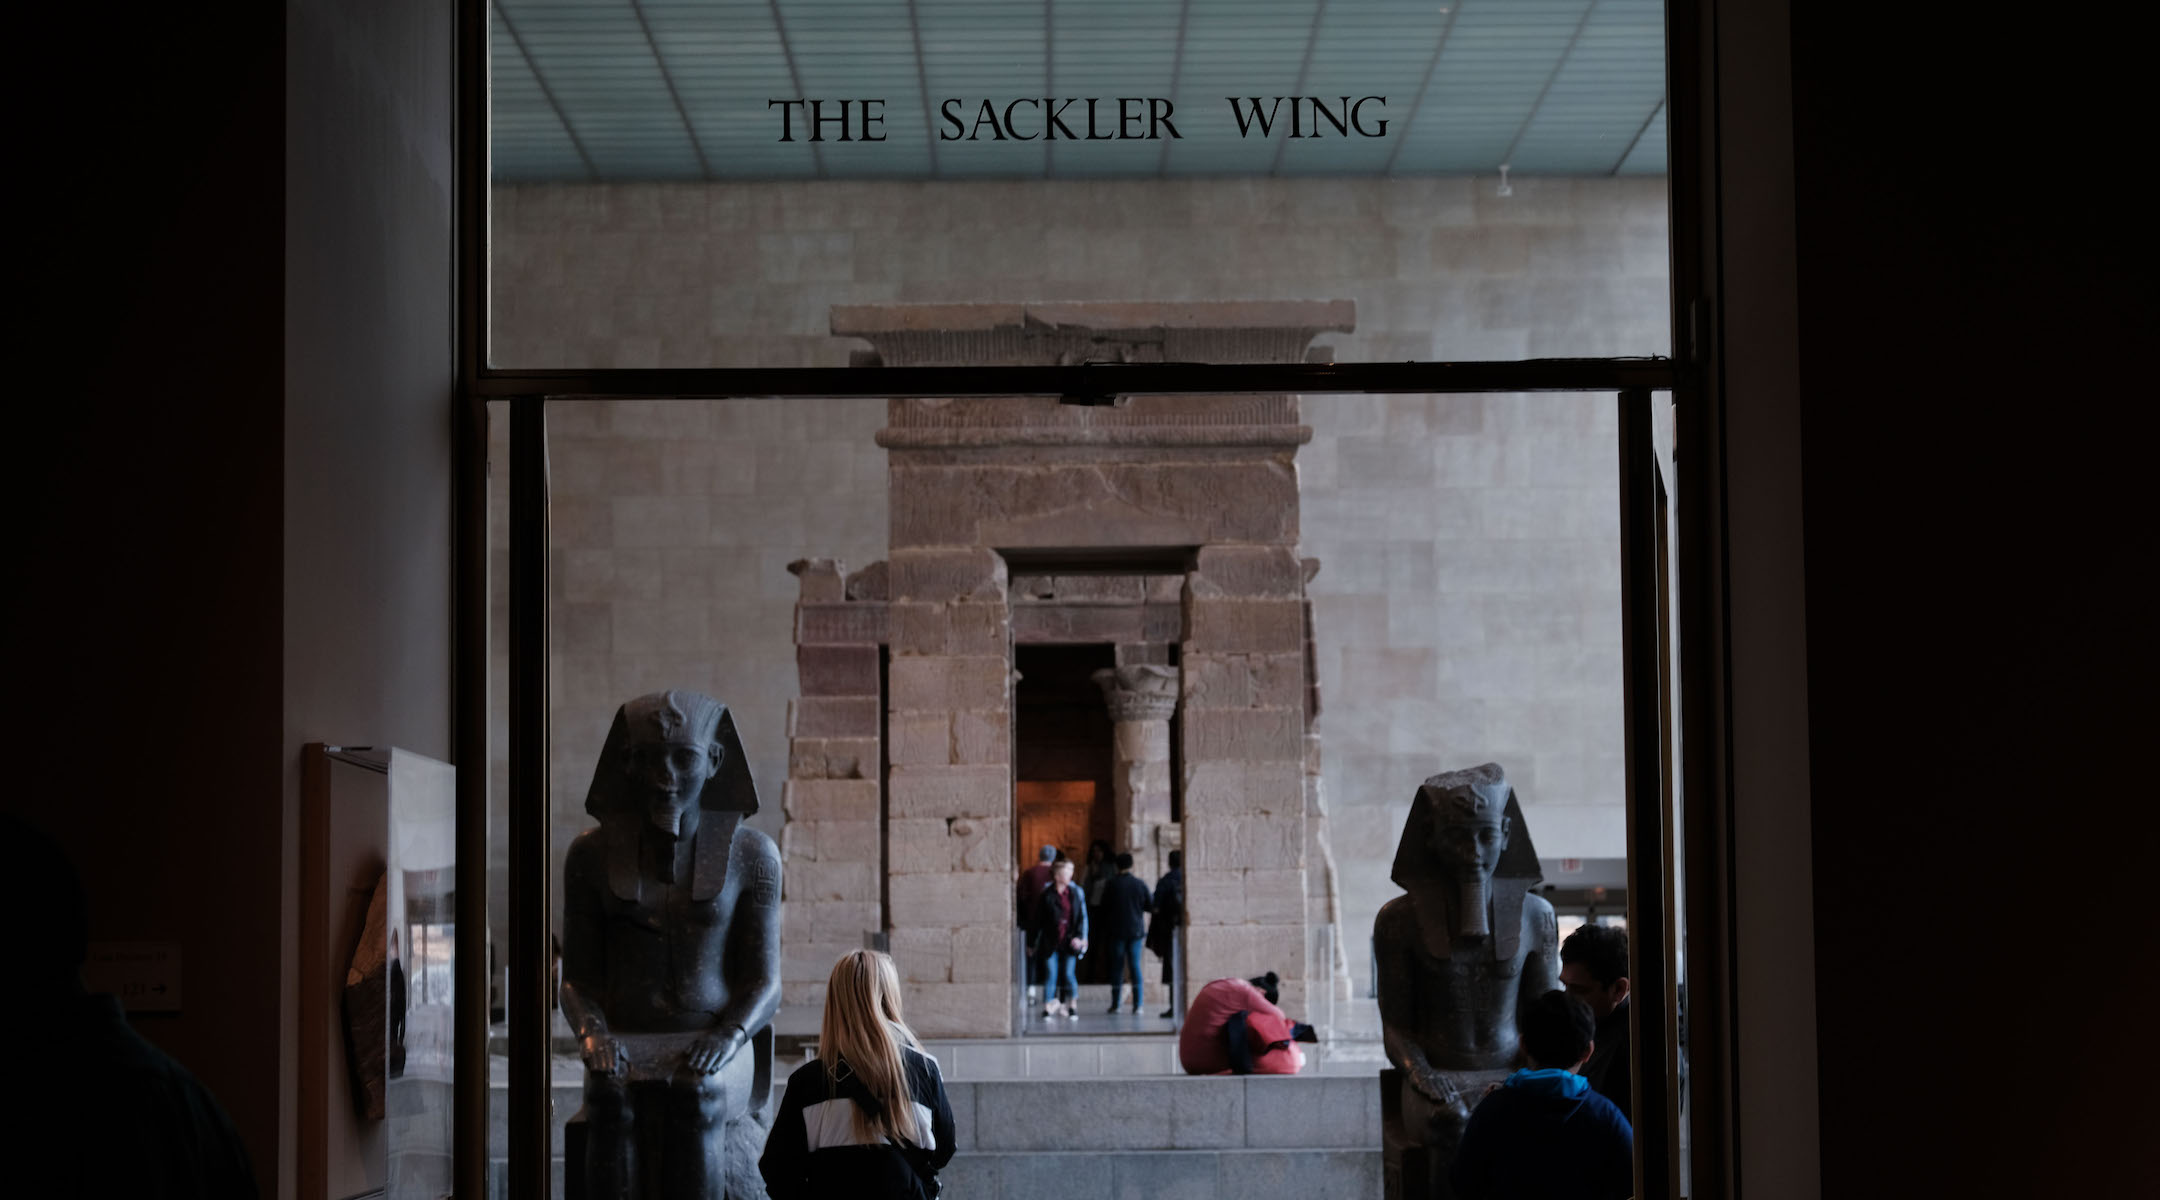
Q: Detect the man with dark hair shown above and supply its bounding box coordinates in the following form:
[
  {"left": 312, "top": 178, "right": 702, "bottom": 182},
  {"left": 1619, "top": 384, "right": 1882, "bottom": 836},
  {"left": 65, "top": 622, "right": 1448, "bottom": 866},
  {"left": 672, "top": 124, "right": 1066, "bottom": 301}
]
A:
[
  {"left": 1101, "top": 851, "right": 1153, "bottom": 1014},
  {"left": 1146, "top": 848, "right": 1184, "bottom": 1017},
  {"left": 5, "top": 815, "right": 259, "bottom": 1197},
  {"left": 1560, "top": 922, "right": 1634, "bottom": 1121},
  {"left": 1449, "top": 990, "right": 1633, "bottom": 1200},
  {"left": 1016, "top": 844, "right": 1058, "bottom": 1004}
]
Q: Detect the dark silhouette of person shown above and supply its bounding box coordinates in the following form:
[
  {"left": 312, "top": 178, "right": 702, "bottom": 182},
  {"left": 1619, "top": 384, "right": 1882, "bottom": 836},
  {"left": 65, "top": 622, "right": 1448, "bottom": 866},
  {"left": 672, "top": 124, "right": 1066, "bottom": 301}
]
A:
[{"left": 4, "top": 814, "right": 259, "bottom": 1198}]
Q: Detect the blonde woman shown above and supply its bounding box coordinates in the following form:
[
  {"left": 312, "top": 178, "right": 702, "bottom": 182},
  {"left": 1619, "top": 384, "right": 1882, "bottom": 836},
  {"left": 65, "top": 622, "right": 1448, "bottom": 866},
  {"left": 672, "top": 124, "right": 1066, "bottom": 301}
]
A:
[{"left": 759, "top": 950, "right": 956, "bottom": 1199}]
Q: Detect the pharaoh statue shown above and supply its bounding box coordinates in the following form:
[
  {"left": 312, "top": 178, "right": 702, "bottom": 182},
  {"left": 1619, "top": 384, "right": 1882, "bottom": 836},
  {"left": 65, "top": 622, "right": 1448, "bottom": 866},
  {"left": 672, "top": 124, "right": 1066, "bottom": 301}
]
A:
[
  {"left": 1373, "top": 763, "right": 1557, "bottom": 1200},
  {"left": 561, "top": 691, "right": 783, "bottom": 1200}
]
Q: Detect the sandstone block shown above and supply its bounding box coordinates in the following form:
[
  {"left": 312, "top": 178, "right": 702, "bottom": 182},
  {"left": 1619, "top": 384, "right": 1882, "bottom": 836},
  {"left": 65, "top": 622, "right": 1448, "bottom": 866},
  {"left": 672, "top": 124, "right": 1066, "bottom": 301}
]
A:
[
  {"left": 949, "top": 925, "right": 1011, "bottom": 983},
  {"left": 787, "top": 557, "right": 847, "bottom": 603},
  {"left": 888, "top": 927, "right": 953, "bottom": 983},
  {"left": 1185, "top": 707, "right": 1306, "bottom": 763},
  {"left": 890, "top": 460, "right": 1300, "bottom": 549},
  {"left": 783, "top": 938, "right": 863, "bottom": 984},
  {"left": 1184, "top": 924, "right": 1307, "bottom": 988},
  {"left": 781, "top": 778, "right": 879, "bottom": 822},
  {"left": 1010, "top": 603, "right": 1148, "bottom": 644},
  {"left": 952, "top": 709, "right": 1011, "bottom": 765},
  {"left": 1184, "top": 653, "right": 1307, "bottom": 710},
  {"left": 889, "top": 871, "right": 1010, "bottom": 926},
  {"left": 1190, "top": 545, "right": 1306, "bottom": 598},
  {"left": 789, "top": 696, "right": 880, "bottom": 739},
  {"left": 1184, "top": 599, "right": 1306, "bottom": 654},
  {"left": 1242, "top": 868, "right": 1310, "bottom": 924},
  {"left": 904, "top": 982, "right": 1012, "bottom": 1039},
  {"left": 1183, "top": 869, "right": 1243, "bottom": 924},
  {"left": 1181, "top": 760, "right": 1306, "bottom": 816},
  {"left": 813, "top": 818, "right": 880, "bottom": 863},
  {"left": 888, "top": 547, "right": 1008, "bottom": 602},
  {"left": 803, "top": 900, "right": 883, "bottom": 942},
  {"left": 886, "top": 601, "right": 950, "bottom": 654},
  {"left": 787, "top": 736, "right": 876, "bottom": 780},
  {"left": 784, "top": 860, "right": 878, "bottom": 904},
  {"left": 947, "top": 601, "right": 1009, "bottom": 656},
  {"left": 1186, "top": 809, "right": 1305, "bottom": 872},
  {"left": 796, "top": 602, "right": 887, "bottom": 645},
  {"left": 887, "top": 712, "right": 952, "bottom": 766},
  {"left": 886, "top": 764, "right": 1011, "bottom": 820},
  {"left": 884, "top": 818, "right": 952, "bottom": 871},
  {"left": 796, "top": 644, "right": 879, "bottom": 696},
  {"left": 889, "top": 655, "right": 1008, "bottom": 712}
]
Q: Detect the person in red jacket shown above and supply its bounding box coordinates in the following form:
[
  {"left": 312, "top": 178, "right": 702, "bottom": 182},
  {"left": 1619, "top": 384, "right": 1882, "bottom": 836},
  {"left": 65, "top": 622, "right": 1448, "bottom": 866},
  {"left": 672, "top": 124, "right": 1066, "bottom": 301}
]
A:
[{"left": 1177, "top": 972, "right": 1317, "bottom": 1075}]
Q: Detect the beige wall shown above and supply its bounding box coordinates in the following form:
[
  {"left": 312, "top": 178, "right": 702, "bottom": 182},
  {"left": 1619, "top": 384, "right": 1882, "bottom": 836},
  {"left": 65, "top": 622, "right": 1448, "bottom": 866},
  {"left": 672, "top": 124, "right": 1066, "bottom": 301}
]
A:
[{"left": 490, "top": 176, "right": 1668, "bottom": 981}]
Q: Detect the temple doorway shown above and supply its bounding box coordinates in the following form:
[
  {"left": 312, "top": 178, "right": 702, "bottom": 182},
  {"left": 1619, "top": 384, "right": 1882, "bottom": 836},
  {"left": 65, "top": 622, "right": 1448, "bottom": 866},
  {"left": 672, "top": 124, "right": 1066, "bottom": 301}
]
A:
[{"left": 1013, "top": 643, "right": 1116, "bottom": 890}]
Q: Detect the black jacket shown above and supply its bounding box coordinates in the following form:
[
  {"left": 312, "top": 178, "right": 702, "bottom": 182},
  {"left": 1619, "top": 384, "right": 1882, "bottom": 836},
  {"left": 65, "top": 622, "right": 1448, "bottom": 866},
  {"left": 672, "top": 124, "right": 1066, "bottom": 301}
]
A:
[
  {"left": 1582, "top": 996, "right": 1633, "bottom": 1123},
  {"left": 1449, "top": 1071, "right": 1633, "bottom": 1200},
  {"left": 1099, "top": 871, "right": 1152, "bottom": 940},
  {"left": 1030, "top": 880, "right": 1089, "bottom": 958},
  {"left": 760, "top": 1046, "right": 956, "bottom": 1200},
  {"left": 1145, "top": 868, "right": 1183, "bottom": 956}
]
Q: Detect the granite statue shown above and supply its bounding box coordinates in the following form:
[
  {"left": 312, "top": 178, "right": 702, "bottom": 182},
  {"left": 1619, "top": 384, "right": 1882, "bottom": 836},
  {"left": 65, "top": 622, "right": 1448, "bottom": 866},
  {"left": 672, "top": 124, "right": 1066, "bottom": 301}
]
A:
[
  {"left": 561, "top": 691, "right": 783, "bottom": 1200},
  {"left": 1373, "top": 763, "right": 1557, "bottom": 1200}
]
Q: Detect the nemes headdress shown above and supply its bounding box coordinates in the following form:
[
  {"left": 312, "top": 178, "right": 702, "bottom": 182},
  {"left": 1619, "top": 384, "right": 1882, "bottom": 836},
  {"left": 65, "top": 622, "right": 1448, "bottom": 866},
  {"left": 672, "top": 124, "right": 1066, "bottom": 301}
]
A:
[
  {"left": 1389, "top": 762, "right": 1543, "bottom": 961},
  {"left": 584, "top": 690, "right": 758, "bottom": 901}
]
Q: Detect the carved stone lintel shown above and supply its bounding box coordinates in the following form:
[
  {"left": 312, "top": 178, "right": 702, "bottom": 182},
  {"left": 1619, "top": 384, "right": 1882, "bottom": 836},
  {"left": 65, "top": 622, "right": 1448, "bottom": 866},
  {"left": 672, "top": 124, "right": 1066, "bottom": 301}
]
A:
[{"left": 1091, "top": 664, "right": 1179, "bottom": 723}]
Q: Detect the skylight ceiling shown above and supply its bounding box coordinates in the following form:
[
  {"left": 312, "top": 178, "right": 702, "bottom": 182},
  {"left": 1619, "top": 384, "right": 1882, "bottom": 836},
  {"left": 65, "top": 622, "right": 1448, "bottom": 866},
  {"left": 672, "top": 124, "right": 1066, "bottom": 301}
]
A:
[{"left": 492, "top": 0, "right": 1666, "bottom": 181}]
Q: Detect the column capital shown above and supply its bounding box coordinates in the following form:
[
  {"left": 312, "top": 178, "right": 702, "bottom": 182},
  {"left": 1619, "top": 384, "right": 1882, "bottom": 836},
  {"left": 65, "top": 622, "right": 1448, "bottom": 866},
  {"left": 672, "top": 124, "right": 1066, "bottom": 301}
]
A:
[{"left": 1092, "top": 664, "right": 1180, "bottom": 722}]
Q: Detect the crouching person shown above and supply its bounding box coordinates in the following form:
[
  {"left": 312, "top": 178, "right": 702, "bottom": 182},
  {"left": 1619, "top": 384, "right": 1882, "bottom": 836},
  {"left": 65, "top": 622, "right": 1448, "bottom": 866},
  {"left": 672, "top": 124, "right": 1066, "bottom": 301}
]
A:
[
  {"left": 760, "top": 951, "right": 955, "bottom": 1199},
  {"left": 1449, "top": 990, "right": 1633, "bottom": 1200},
  {"left": 1177, "top": 972, "right": 1317, "bottom": 1076}
]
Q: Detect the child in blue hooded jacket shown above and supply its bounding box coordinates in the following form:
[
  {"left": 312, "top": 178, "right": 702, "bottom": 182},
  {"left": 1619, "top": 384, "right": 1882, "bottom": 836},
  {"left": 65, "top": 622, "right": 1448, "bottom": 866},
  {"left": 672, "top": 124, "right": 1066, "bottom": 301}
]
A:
[{"left": 1450, "top": 989, "right": 1634, "bottom": 1200}]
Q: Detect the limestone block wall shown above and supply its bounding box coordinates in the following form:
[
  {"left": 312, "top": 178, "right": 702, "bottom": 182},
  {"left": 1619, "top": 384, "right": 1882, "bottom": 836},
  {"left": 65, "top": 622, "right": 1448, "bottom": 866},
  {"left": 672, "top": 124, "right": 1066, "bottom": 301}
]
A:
[{"left": 488, "top": 177, "right": 1667, "bottom": 989}]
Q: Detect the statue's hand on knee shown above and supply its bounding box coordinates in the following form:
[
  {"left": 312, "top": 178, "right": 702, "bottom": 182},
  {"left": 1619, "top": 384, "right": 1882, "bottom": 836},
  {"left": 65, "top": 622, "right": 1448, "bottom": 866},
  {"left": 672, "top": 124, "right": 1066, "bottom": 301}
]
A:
[
  {"left": 684, "top": 1025, "right": 747, "bottom": 1076},
  {"left": 582, "top": 1033, "right": 628, "bottom": 1077}
]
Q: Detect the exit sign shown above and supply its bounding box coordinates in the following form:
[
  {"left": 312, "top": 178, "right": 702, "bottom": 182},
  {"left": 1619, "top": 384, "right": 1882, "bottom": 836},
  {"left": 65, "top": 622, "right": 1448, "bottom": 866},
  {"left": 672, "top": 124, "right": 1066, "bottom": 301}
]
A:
[
  {"left": 84, "top": 942, "right": 183, "bottom": 1013},
  {"left": 1559, "top": 858, "right": 1584, "bottom": 874}
]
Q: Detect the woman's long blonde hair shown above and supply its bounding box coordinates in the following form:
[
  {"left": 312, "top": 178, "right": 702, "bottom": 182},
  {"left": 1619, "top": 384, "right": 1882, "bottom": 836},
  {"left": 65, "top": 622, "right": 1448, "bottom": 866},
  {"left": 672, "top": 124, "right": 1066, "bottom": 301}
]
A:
[{"left": 818, "top": 949, "right": 925, "bottom": 1145}]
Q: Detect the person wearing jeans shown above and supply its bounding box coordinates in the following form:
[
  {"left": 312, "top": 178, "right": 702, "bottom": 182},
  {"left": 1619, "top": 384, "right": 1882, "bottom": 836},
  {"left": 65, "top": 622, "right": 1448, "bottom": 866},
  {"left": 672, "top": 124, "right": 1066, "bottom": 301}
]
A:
[
  {"left": 1099, "top": 852, "right": 1153, "bottom": 1013},
  {"left": 1033, "top": 857, "right": 1088, "bottom": 1019}
]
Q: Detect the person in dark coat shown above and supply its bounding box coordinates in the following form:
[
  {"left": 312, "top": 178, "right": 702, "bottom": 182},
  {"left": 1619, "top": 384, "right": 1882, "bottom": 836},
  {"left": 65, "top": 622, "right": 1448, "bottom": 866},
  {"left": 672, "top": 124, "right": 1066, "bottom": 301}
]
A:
[
  {"left": 1145, "top": 849, "right": 1184, "bottom": 1017},
  {"left": 1032, "top": 858, "right": 1088, "bottom": 1019},
  {"left": 7, "top": 815, "right": 260, "bottom": 1199},
  {"left": 1014, "top": 844, "right": 1057, "bottom": 1002},
  {"left": 1449, "top": 990, "right": 1633, "bottom": 1200},
  {"left": 1560, "top": 922, "right": 1634, "bottom": 1122},
  {"left": 1098, "top": 852, "right": 1152, "bottom": 1013},
  {"left": 761, "top": 950, "right": 955, "bottom": 1199}
]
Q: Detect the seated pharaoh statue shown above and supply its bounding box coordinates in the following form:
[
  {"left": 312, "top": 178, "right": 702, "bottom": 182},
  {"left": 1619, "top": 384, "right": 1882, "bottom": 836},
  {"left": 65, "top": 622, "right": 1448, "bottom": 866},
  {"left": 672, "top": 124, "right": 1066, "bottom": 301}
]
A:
[
  {"left": 1374, "top": 763, "right": 1557, "bottom": 1200},
  {"left": 561, "top": 691, "right": 783, "bottom": 1200}
]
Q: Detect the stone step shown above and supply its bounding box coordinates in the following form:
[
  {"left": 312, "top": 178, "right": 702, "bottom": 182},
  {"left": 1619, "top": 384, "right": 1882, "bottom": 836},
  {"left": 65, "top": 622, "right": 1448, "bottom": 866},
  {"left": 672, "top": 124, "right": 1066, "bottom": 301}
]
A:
[
  {"left": 947, "top": 1075, "right": 1381, "bottom": 1154},
  {"left": 938, "top": 1149, "right": 1382, "bottom": 1198}
]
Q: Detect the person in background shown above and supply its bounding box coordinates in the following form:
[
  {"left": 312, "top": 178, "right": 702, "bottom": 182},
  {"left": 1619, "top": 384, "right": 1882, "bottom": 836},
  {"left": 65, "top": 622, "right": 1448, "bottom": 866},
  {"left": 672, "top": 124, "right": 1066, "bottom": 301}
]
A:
[
  {"left": 1099, "top": 852, "right": 1152, "bottom": 1014},
  {"left": 759, "top": 950, "right": 955, "bottom": 1199},
  {"left": 1080, "top": 838, "right": 1114, "bottom": 981},
  {"left": 1032, "top": 857, "right": 1088, "bottom": 1019},
  {"left": 1146, "top": 849, "right": 1184, "bottom": 1018},
  {"left": 1560, "top": 922, "right": 1633, "bottom": 1122},
  {"left": 5, "top": 815, "right": 260, "bottom": 1198},
  {"left": 1014, "top": 844, "right": 1058, "bottom": 1005},
  {"left": 1448, "top": 990, "right": 1633, "bottom": 1200},
  {"left": 1177, "top": 972, "right": 1316, "bottom": 1075}
]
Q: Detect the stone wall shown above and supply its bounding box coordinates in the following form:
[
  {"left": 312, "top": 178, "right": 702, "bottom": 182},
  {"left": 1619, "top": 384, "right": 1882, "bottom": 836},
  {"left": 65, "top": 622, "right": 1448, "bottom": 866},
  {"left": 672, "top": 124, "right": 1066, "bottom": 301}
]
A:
[{"left": 488, "top": 176, "right": 1667, "bottom": 990}]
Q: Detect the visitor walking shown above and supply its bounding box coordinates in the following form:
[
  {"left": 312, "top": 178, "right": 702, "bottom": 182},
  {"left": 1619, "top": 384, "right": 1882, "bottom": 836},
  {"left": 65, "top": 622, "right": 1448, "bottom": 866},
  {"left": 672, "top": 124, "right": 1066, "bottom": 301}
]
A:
[
  {"left": 760, "top": 950, "right": 956, "bottom": 1199},
  {"left": 1448, "top": 990, "right": 1633, "bottom": 1200},
  {"left": 1099, "top": 852, "right": 1152, "bottom": 1013},
  {"left": 1146, "top": 849, "right": 1184, "bottom": 1017},
  {"left": 1080, "top": 838, "right": 1114, "bottom": 980},
  {"left": 1032, "top": 857, "right": 1088, "bottom": 1019},
  {"left": 1015, "top": 844, "right": 1058, "bottom": 1003}
]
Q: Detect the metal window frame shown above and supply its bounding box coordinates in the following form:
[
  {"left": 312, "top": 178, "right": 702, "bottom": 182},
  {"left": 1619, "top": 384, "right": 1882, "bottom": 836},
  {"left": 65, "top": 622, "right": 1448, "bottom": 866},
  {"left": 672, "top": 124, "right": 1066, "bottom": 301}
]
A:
[{"left": 451, "top": 1, "right": 1748, "bottom": 1197}]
